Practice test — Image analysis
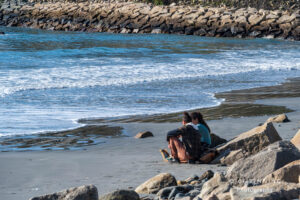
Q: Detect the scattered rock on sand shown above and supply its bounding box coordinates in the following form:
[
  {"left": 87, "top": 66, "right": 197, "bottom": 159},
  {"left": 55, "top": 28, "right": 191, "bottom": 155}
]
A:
[
  {"left": 29, "top": 185, "right": 98, "bottom": 200},
  {"left": 230, "top": 182, "right": 300, "bottom": 200},
  {"left": 99, "top": 189, "right": 139, "bottom": 200},
  {"left": 135, "top": 173, "right": 177, "bottom": 194},
  {"left": 184, "top": 175, "right": 199, "bottom": 183},
  {"left": 210, "top": 133, "right": 227, "bottom": 148},
  {"left": 263, "top": 160, "right": 300, "bottom": 184},
  {"left": 266, "top": 113, "right": 290, "bottom": 123},
  {"left": 291, "top": 129, "right": 300, "bottom": 150},
  {"left": 217, "top": 122, "right": 282, "bottom": 163},
  {"left": 226, "top": 141, "right": 300, "bottom": 186},
  {"left": 134, "top": 131, "right": 153, "bottom": 139}
]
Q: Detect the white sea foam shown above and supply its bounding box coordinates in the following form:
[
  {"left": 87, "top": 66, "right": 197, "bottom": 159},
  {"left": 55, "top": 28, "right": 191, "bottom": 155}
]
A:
[{"left": 0, "top": 53, "right": 299, "bottom": 97}]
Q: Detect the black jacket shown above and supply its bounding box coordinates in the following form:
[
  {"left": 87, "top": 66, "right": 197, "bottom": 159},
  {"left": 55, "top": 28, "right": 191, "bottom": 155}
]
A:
[{"left": 167, "top": 124, "right": 202, "bottom": 160}]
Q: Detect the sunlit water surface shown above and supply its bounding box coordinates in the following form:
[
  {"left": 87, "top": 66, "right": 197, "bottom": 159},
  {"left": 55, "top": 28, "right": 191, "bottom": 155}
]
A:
[{"left": 1, "top": 27, "right": 300, "bottom": 136}]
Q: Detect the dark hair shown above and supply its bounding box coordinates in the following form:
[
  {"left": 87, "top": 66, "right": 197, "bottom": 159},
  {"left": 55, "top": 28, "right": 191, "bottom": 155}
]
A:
[
  {"left": 191, "top": 112, "right": 211, "bottom": 133},
  {"left": 183, "top": 112, "right": 192, "bottom": 123}
]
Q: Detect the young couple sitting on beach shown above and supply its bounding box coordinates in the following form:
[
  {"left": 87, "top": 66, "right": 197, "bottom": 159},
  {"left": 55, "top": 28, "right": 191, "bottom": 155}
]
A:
[{"left": 160, "top": 111, "right": 216, "bottom": 164}]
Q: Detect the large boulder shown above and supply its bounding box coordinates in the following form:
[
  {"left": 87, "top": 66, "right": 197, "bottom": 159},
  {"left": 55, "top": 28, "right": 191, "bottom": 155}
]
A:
[
  {"left": 230, "top": 182, "right": 300, "bottom": 200},
  {"left": 197, "top": 173, "right": 231, "bottom": 200},
  {"left": 266, "top": 114, "right": 290, "bottom": 123},
  {"left": 29, "top": 185, "right": 98, "bottom": 200},
  {"left": 263, "top": 160, "right": 300, "bottom": 184},
  {"left": 226, "top": 141, "right": 300, "bottom": 186},
  {"left": 217, "top": 122, "right": 282, "bottom": 162},
  {"left": 99, "top": 190, "right": 139, "bottom": 200},
  {"left": 291, "top": 129, "right": 300, "bottom": 150},
  {"left": 135, "top": 173, "right": 177, "bottom": 194}
]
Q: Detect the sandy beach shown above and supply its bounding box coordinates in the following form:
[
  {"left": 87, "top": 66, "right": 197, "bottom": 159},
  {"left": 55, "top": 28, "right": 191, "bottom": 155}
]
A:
[{"left": 0, "top": 93, "right": 299, "bottom": 199}]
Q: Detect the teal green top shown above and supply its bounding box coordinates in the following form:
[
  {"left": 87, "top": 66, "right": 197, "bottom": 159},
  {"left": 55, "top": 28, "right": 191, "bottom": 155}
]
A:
[{"left": 197, "top": 123, "right": 211, "bottom": 145}]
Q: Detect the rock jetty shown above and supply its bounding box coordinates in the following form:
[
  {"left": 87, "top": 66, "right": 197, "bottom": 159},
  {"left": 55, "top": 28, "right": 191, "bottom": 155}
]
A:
[{"left": 0, "top": 1, "right": 299, "bottom": 40}]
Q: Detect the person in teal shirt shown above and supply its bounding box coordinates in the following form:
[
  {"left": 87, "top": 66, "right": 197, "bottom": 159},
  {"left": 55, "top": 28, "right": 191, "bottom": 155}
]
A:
[{"left": 191, "top": 112, "right": 211, "bottom": 146}]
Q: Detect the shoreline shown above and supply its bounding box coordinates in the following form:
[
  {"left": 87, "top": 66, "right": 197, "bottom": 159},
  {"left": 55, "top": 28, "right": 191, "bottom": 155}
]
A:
[
  {"left": 0, "top": 1, "right": 299, "bottom": 40},
  {"left": 80, "top": 77, "right": 300, "bottom": 123},
  {"left": 0, "top": 77, "right": 299, "bottom": 151}
]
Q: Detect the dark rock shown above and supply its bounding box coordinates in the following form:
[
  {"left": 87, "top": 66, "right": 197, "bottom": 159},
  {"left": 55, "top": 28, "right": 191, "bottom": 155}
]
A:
[
  {"left": 99, "top": 189, "right": 139, "bottom": 200},
  {"left": 156, "top": 187, "right": 174, "bottom": 199},
  {"left": 199, "top": 170, "right": 214, "bottom": 182},
  {"left": 193, "top": 28, "right": 207, "bottom": 36},
  {"left": 184, "top": 27, "right": 195, "bottom": 35},
  {"left": 29, "top": 185, "right": 98, "bottom": 200},
  {"left": 157, "top": 185, "right": 194, "bottom": 199},
  {"left": 210, "top": 133, "right": 227, "bottom": 148},
  {"left": 135, "top": 131, "right": 153, "bottom": 139},
  {"left": 0, "top": 32, "right": 5, "bottom": 34}
]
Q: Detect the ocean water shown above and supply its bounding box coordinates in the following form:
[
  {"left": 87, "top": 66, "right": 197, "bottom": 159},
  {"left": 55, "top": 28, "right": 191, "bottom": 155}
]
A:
[{"left": 0, "top": 27, "right": 300, "bottom": 136}]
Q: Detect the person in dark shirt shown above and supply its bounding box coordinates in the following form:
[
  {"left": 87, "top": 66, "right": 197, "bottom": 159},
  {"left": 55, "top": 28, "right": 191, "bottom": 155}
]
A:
[{"left": 161, "top": 112, "right": 202, "bottom": 163}]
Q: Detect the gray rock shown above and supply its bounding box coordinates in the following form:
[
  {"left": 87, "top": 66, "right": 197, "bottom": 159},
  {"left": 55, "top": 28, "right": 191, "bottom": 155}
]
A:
[
  {"left": 135, "top": 173, "right": 177, "bottom": 194},
  {"left": 277, "top": 14, "right": 297, "bottom": 24},
  {"left": 217, "top": 122, "right": 282, "bottom": 163},
  {"left": 263, "top": 160, "right": 300, "bottom": 184},
  {"left": 186, "top": 189, "right": 200, "bottom": 198},
  {"left": 248, "top": 14, "right": 265, "bottom": 26},
  {"left": 226, "top": 141, "right": 300, "bottom": 186},
  {"left": 174, "top": 194, "right": 191, "bottom": 200},
  {"left": 151, "top": 29, "right": 161, "bottom": 34},
  {"left": 220, "top": 149, "right": 244, "bottom": 165},
  {"left": 29, "top": 185, "right": 98, "bottom": 200},
  {"left": 291, "top": 129, "right": 300, "bottom": 150},
  {"left": 230, "top": 182, "right": 300, "bottom": 200},
  {"left": 99, "top": 190, "right": 139, "bottom": 200},
  {"left": 197, "top": 173, "right": 231, "bottom": 200}
]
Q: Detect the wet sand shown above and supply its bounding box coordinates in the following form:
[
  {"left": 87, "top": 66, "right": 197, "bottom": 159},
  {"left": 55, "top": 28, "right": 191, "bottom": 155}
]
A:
[{"left": 0, "top": 79, "right": 300, "bottom": 199}]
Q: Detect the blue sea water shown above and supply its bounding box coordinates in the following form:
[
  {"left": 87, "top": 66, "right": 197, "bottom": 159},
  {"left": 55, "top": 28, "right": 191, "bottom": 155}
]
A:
[{"left": 0, "top": 27, "right": 300, "bottom": 136}]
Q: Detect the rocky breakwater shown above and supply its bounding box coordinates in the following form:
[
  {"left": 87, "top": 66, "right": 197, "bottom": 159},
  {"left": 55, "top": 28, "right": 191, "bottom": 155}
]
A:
[{"left": 0, "top": 1, "right": 300, "bottom": 40}]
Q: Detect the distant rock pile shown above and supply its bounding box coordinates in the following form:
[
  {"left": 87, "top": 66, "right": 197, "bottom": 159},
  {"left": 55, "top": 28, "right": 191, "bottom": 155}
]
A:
[{"left": 0, "top": 1, "right": 299, "bottom": 40}]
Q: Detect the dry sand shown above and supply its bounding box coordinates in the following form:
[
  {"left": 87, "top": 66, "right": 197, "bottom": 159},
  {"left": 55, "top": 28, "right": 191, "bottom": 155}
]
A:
[{"left": 0, "top": 97, "right": 300, "bottom": 200}]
